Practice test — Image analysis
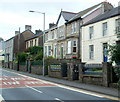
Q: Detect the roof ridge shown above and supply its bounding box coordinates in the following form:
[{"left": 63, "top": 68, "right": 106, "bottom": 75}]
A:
[
  {"left": 83, "top": 6, "right": 120, "bottom": 26},
  {"left": 77, "top": 2, "right": 101, "bottom": 14},
  {"left": 62, "top": 11, "right": 78, "bottom": 14}
]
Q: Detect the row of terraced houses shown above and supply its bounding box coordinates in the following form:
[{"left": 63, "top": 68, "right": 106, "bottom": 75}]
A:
[
  {"left": 2, "top": 1, "right": 120, "bottom": 86},
  {"left": 43, "top": 2, "right": 120, "bottom": 64},
  {"left": 3, "top": 1, "right": 120, "bottom": 67}
]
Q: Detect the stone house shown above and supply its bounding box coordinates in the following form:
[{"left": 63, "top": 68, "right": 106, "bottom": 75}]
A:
[
  {"left": 0, "top": 38, "right": 5, "bottom": 62},
  {"left": 4, "top": 25, "right": 34, "bottom": 68},
  {"left": 4, "top": 37, "right": 14, "bottom": 68},
  {"left": 56, "top": 11, "right": 77, "bottom": 59},
  {"left": 44, "top": 24, "right": 57, "bottom": 58},
  {"left": 82, "top": 6, "right": 120, "bottom": 64},
  {"left": 25, "top": 30, "right": 43, "bottom": 49},
  {"left": 44, "top": 11, "right": 77, "bottom": 59},
  {"left": 65, "top": 1, "right": 113, "bottom": 60},
  {"left": 44, "top": 11, "right": 76, "bottom": 59},
  {"left": 44, "top": 2, "right": 113, "bottom": 60},
  {"left": 13, "top": 25, "right": 34, "bottom": 59}
]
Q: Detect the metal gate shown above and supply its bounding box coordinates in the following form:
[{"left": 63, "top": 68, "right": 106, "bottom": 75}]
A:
[
  {"left": 72, "top": 64, "right": 79, "bottom": 80},
  {"left": 61, "top": 63, "right": 67, "bottom": 77}
]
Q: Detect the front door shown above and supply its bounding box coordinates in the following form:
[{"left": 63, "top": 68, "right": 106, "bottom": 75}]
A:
[
  {"left": 103, "top": 43, "right": 108, "bottom": 62},
  {"left": 61, "top": 63, "right": 67, "bottom": 77}
]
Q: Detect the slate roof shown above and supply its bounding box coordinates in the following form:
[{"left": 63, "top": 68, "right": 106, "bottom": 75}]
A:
[
  {"left": 56, "top": 11, "right": 77, "bottom": 25},
  {"left": 25, "top": 32, "right": 43, "bottom": 41},
  {"left": 67, "top": 2, "right": 113, "bottom": 23},
  {"left": 5, "top": 37, "right": 14, "bottom": 42},
  {"left": 45, "top": 25, "right": 57, "bottom": 33},
  {"left": 83, "top": 6, "right": 120, "bottom": 26},
  {"left": 61, "top": 11, "right": 77, "bottom": 21}
]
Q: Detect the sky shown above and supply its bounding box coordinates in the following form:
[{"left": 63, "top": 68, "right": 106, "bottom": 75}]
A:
[{"left": 0, "top": 0, "right": 119, "bottom": 40}]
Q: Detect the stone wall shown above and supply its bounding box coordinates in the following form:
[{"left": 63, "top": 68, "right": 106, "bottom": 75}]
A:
[
  {"left": 31, "top": 65, "right": 43, "bottom": 75},
  {"left": 13, "top": 63, "right": 18, "bottom": 70},
  {"left": 9, "top": 62, "right": 13, "bottom": 69},
  {"left": 3, "top": 59, "right": 114, "bottom": 87},
  {"left": 46, "top": 59, "right": 80, "bottom": 79},
  {"left": 19, "top": 65, "right": 26, "bottom": 72},
  {"left": 81, "top": 76, "right": 103, "bottom": 85},
  {"left": 48, "top": 68, "right": 62, "bottom": 78},
  {"left": 79, "top": 62, "right": 113, "bottom": 87},
  {"left": 4, "top": 62, "right": 9, "bottom": 68},
  {"left": 47, "top": 59, "right": 114, "bottom": 87}
]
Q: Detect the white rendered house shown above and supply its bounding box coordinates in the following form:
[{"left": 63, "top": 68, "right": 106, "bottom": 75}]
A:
[{"left": 82, "top": 6, "right": 120, "bottom": 64}]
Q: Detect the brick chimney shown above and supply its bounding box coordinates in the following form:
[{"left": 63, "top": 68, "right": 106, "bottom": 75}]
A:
[{"left": 25, "top": 25, "right": 32, "bottom": 30}]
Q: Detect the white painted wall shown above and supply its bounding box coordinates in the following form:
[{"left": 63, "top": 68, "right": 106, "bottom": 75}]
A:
[
  {"left": 58, "top": 15, "right": 65, "bottom": 27},
  {"left": 82, "top": 16, "right": 119, "bottom": 64},
  {"left": 44, "top": 27, "right": 58, "bottom": 57}
]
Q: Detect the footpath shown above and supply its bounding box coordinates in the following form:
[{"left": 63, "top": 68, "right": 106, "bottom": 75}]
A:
[{"left": 3, "top": 68, "right": 119, "bottom": 98}]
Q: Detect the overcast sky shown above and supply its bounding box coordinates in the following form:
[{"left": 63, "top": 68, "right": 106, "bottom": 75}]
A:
[{"left": 0, "top": 0, "right": 119, "bottom": 40}]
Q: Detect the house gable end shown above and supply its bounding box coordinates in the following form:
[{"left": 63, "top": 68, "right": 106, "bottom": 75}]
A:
[{"left": 58, "top": 15, "right": 66, "bottom": 27}]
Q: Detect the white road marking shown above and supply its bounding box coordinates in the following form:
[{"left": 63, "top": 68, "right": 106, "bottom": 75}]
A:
[
  {"left": 2, "top": 81, "right": 20, "bottom": 85},
  {"left": 3, "top": 75, "right": 8, "bottom": 77},
  {"left": 25, "top": 85, "right": 43, "bottom": 93},
  {"left": 3, "top": 69, "right": 120, "bottom": 101},
  {"left": 0, "top": 95, "right": 5, "bottom": 102},
  {"left": 0, "top": 78, "right": 7, "bottom": 80},
  {"left": 55, "top": 98, "right": 64, "bottom": 102}
]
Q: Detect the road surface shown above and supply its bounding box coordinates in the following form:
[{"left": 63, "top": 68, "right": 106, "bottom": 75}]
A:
[{"left": 0, "top": 68, "right": 119, "bottom": 102}]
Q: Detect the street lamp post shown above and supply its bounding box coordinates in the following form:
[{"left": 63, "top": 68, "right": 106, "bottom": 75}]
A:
[{"left": 29, "top": 10, "right": 45, "bottom": 76}]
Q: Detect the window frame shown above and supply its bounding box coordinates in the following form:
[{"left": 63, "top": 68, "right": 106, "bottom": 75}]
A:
[
  {"left": 115, "top": 18, "right": 120, "bottom": 34},
  {"left": 89, "top": 45, "right": 94, "bottom": 60},
  {"left": 89, "top": 26, "right": 94, "bottom": 39},
  {"left": 67, "top": 40, "right": 72, "bottom": 54},
  {"left": 103, "top": 22, "right": 107, "bottom": 36},
  {"left": 48, "top": 46, "right": 52, "bottom": 56},
  {"left": 73, "top": 40, "right": 77, "bottom": 53},
  {"left": 72, "top": 22, "right": 77, "bottom": 33}
]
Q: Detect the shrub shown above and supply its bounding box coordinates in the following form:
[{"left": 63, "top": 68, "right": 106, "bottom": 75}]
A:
[{"left": 17, "top": 52, "right": 28, "bottom": 62}]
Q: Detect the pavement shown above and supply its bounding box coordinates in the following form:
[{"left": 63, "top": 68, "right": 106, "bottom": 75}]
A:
[{"left": 3, "top": 68, "right": 120, "bottom": 98}]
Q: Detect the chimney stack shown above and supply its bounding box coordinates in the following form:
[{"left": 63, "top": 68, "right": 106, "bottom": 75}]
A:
[
  {"left": 35, "top": 30, "right": 42, "bottom": 34},
  {"left": 49, "top": 23, "right": 56, "bottom": 29},
  {"left": 15, "top": 31, "right": 20, "bottom": 35},
  {"left": 25, "top": 25, "right": 32, "bottom": 30}
]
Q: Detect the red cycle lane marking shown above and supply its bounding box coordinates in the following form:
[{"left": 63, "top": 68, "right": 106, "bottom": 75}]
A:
[{"left": 0, "top": 77, "right": 56, "bottom": 88}]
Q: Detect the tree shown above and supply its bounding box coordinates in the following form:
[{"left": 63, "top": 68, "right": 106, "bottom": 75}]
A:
[
  {"left": 27, "top": 46, "right": 43, "bottom": 55},
  {"left": 34, "top": 50, "right": 43, "bottom": 61},
  {"left": 17, "top": 52, "right": 28, "bottom": 62},
  {"left": 26, "top": 46, "right": 43, "bottom": 61},
  {"left": 109, "top": 43, "right": 120, "bottom": 88},
  {"left": 109, "top": 44, "right": 120, "bottom": 64}
]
